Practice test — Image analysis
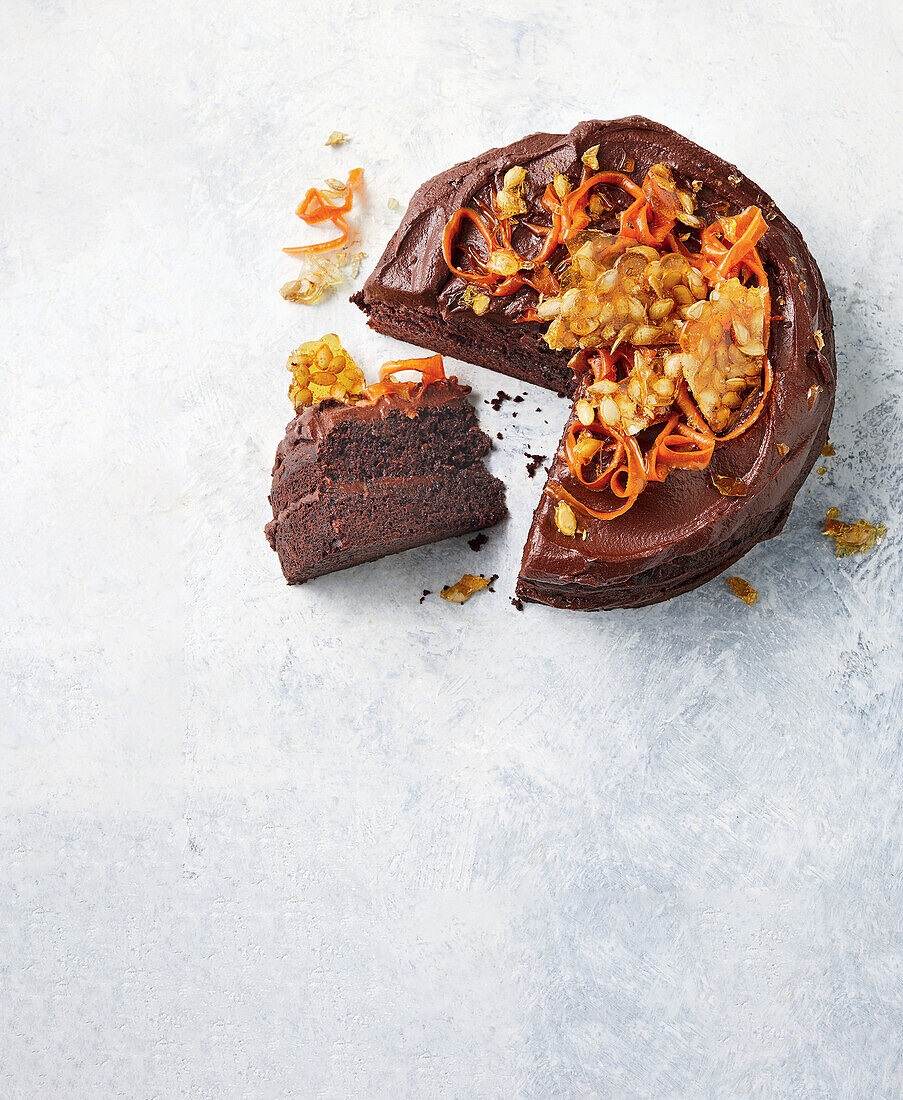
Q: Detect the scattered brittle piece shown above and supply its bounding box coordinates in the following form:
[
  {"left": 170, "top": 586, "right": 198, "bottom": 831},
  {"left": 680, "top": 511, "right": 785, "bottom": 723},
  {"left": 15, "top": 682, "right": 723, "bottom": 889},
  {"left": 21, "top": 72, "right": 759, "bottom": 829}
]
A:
[
  {"left": 711, "top": 473, "right": 747, "bottom": 497},
  {"left": 325, "top": 131, "right": 348, "bottom": 146},
  {"left": 823, "top": 508, "right": 887, "bottom": 558},
  {"left": 494, "top": 165, "right": 528, "bottom": 219},
  {"left": 554, "top": 500, "right": 578, "bottom": 537},
  {"left": 280, "top": 256, "right": 344, "bottom": 304},
  {"left": 462, "top": 286, "right": 490, "bottom": 316},
  {"left": 726, "top": 576, "right": 758, "bottom": 605},
  {"left": 821, "top": 442, "right": 835, "bottom": 457},
  {"left": 441, "top": 574, "right": 493, "bottom": 603},
  {"left": 286, "top": 333, "right": 364, "bottom": 408},
  {"left": 581, "top": 144, "right": 600, "bottom": 171}
]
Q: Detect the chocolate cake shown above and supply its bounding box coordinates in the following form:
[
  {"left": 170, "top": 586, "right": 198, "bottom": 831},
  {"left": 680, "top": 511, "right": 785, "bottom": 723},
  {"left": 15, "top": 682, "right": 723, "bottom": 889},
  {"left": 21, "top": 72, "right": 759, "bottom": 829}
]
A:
[
  {"left": 265, "top": 371, "right": 506, "bottom": 584},
  {"left": 354, "top": 116, "right": 835, "bottom": 610}
]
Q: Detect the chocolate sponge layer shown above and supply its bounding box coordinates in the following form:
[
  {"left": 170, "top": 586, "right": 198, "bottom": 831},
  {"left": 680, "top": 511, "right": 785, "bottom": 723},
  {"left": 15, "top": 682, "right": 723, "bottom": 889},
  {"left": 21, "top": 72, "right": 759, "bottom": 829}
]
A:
[{"left": 269, "top": 466, "right": 505, "bottom": 585}]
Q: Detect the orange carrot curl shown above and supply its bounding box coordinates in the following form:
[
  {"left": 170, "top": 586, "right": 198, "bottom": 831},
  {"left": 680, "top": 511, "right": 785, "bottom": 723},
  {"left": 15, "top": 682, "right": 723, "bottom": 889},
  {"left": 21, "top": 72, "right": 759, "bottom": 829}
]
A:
[{"left": 284, "top": 167, "right": 364, "bottom": 256}]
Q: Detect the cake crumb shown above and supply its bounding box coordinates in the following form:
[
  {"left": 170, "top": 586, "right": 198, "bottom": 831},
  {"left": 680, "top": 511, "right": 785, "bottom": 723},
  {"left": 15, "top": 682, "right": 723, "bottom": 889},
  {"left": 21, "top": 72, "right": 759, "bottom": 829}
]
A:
[
  {"left": 467, "top": 533, "right": 488, "bottom": 552},
  {"left": 510, "top": 597, "right": 524, "bottom": 612},
  {"left": 525, "top": 453, "right": 547, "bottom": 478},
  {"left": 496, "top": 432, "right": 503, "bottom": 440},
  {"left": 490, "top": 390, "right": 512, "bottom": 411},
  {"left": 513, "top": 395, "right": 524, "bottom": 403},
  {"left": 325, "top": 131, "right": 349, "bottom": 146},
  {"left": 419, "top": 589, "right": 431, "bottom": 604}
]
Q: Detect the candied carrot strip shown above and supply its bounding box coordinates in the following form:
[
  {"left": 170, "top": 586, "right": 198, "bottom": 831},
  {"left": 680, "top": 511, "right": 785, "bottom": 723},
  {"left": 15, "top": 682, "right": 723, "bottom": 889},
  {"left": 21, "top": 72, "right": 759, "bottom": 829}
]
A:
[
  {"left": 442, "top": 198, "right": 564, "bottom": 297},
  {"left": 295, "top": 167, "right": 363, "bottom": 222},
  {"left": 364, "top": 354, "right": 448, "bottom": 402},
  {"left": 564, "top": 423, "right": 625, "bottom": 490},
  {"left": 713, "top": 207, "right": 768, "bottom": 278},
  {"left": 284, "top": 168, "right": 363, "bottom": 256},
  {"left": 546, "top": 478, "right": 639, "bottom": 522},
  {"left": 283, "top": 214, "right": 349, "bottom": 255},
  {"left": 379, "top": 354, "right": 445, "bottom": 385}
]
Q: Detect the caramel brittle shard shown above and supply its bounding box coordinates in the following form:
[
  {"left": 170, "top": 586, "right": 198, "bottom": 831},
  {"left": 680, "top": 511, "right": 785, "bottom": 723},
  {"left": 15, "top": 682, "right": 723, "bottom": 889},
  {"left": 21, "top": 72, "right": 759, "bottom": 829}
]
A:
[
  {"left": 462, "top": 286, "right": 490, "bottom": 316},
  {"left": 584, "top": 350, "right": 677, "bottom": 436},
  {"left": 726, "top": 577, "right": 758, "bottom": 605},
  {"left": 494, "top": 165, "right": 528, "bottom": 219},
  {"left": 679, "top": 279, "right": 767, "bottom": 433},
  {"left": 823, "top": 508, "right": 886, "bottom": 558},
  {"left": 287, "top": 333, "right": 364, "bottom": 408},
  {"left": 281, "top": 256, "right": 344, "bottom": 305},
  {"left": 554, "top": 501, "right": 577, "bottom": 537},
  {"left": 581, "top": 145, "right": 600, "bottom": 171},
  {"left": 325, "top": 131, "right": 348, "bottom": 146},
  {"left": 539, "top": 237, "right": 704, "bottom": 353},
  {"left": 441, "top": 574, "right": 493, "bottom": 603},
  {"left": 711, "top": 474, "right": 747, "bottom": 497}
]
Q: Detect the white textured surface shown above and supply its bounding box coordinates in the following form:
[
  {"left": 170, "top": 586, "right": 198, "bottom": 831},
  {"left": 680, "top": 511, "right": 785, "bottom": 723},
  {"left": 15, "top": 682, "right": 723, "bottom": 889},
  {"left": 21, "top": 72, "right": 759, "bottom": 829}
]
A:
[{"left": 2, "top": 0, "right": 902, "bottom": 1095}]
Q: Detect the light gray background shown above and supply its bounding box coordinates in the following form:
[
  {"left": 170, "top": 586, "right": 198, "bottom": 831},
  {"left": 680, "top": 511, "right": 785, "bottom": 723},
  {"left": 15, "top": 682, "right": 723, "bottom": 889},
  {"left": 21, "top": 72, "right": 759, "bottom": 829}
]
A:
[{"left": 2, "top": 1, "right": 902, "bottom": 1096}]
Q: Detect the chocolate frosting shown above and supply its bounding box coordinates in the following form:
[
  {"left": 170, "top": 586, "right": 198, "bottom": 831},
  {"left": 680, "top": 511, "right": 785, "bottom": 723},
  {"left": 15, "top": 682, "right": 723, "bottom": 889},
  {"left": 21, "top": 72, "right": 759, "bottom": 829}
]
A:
[
  {"left": 287, "top": 376, "right": 470, "bottom": 444},
  {"left": 357, "top": 117, "right": 835, "bottom": 606}
]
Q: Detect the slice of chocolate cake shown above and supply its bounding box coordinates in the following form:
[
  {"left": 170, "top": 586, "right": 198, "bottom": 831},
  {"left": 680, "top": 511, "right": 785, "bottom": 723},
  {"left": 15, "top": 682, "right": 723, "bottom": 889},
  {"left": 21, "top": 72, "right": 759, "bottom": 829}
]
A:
[
  {"left": 265, "top": 353, "right": 506, "bottom": 584},
  {"left": 353, "top": 116, "right": 835, "bottom": 610}
]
